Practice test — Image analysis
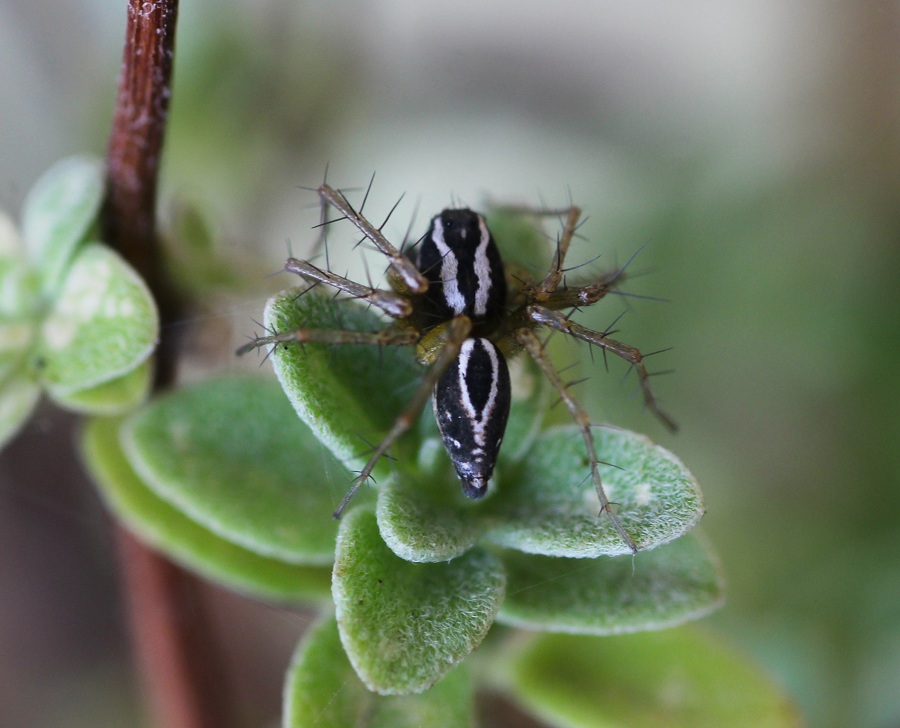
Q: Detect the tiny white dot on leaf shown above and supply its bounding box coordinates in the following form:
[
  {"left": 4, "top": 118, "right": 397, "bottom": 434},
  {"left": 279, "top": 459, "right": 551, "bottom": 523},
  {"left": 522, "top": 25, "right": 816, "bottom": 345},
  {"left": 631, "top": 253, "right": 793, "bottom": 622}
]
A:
[
  {"left": 582, "top": 487, "right": 601, "bottom": 512},
  {"left": 117, "top": 298, "right": 137, "bottom": 317},
  {"left": 41, "top": 317, "right": 77, "bottom": 350},
  {"left": 64, "top": 270, "right": 108, "bottom": 319},
  {"left": 101, "top": 295, "right": 137, "bottom": 319},
  {"left": 634, "top": 481, "right": 653, "bottom": 506}
]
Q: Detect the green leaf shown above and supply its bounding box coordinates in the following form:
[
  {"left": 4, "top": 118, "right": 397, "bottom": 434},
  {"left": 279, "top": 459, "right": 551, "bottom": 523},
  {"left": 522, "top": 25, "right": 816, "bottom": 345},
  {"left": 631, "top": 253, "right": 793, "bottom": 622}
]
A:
[
  {"left": 333, "top": 507, "right": 505, "bottom": 694},
  {"left": 0, "top": 321, "right": 36, "bottom": 387},
  {"left": 263, "top": 288, "right": 420, "bottom": 479},
  {"left": 284, "top": 615, "right": 475, "bottom": 728},
  {"left": 0, "top": 211, "right": 40, "bottom": 385},
  {"left": 0, "top": 370, "right": 41, "bottom": 450},
  {"left": 484, "top": 425, "right": 704, "bottom": 557},
  {"left": 497, "top": 532, "right": 725, "bottom": 634},
  {"left": 504, "top": 628, "right": 802, "bottom": 728},
  {"left": 376, "top": 468, "right": 484, "bottom": 563},
  {"left": 121, "top": 376, "right": 351, "bottom": 565},
  {"left": 38, "top": 243, "right": 159, "bottom": 396},
  {"left": 0, "top": 210, "right": 40, "bottom": 320},
  {"left": 20, "top": 156, "right": 105, "bottom": 296},
  {"left": 81, "top": 415, "right": 331, "bottom": 602},
  {"left": 48, "top": 357, "right": 152, "bottom": 415},
  {"left": 0, "top": 315, "right": 38, "bottom": 389}
]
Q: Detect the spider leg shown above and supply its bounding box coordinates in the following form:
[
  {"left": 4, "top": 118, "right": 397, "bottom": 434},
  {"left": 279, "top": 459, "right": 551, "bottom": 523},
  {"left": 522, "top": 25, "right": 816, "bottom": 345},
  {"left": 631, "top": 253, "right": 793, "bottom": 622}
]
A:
[
  {"left": 236, "top": 325, "right": 419, "bottom": 357},
  {"left": 527, "top": 305, "right": 678, "bottom": 432},
  {"left": 543, "top": 244, "right": 664, "bottom": 310},
  {"left": 332, "top": 315, "right": 474, "bottom": 518},
  {"left": 533, "top": 205, "right": 583, "bottom": 300},
  {"left": 310, "top": 178, "right": 332, "bottom": 259},
  {"left": 515, "top": 327, "right": 638, "bottom": 554},
  {"left": 318, "top": 183, "right": 429, "bottom": 295},
  {"left": 284, "top": 258, "right": 412, "bottom": 318},
  {"left": 542, "top": 272, "right": 619, "bottom": 309}
]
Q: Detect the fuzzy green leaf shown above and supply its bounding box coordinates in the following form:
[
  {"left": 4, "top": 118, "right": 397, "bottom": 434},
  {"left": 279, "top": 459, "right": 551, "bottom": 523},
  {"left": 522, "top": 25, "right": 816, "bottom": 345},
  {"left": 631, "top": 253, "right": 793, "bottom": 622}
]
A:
[
  {"left": 484, "top": 425, "right": 704, "bottom": 557},
  {"left": 262, "top": 288, "right": 420, "bottom": 480},
  {"left": 38, "top": 243, "right": 159, "bottom": 396},
  {"left": 497, "top": 532, "right": 724, "bottom": 634},
  {"left": 333, "top": 507, "right": 505, "bottom": 694},
  {"left": 284, "top": 615, "right": 475, "bottom": 728},
  {"left": 21, "top": 156, "right": 105, "bottom": 296},
  {"left": 82, "top": 415, "right": 331, "bottom": 601},
  {"left": 0, "top": 321, "right": 36, "bottom": 386},
  {"left": 504, "top": 628, "right": 802, "bottom": 728},
  {"left": 0, "top": 211, "right": 40, "bottom": 321},
  {"left": 49, "top": 358, "right": 152, "bottom": 415},
  {"left": 376, "top": 467, "right": 483, "bottom": 563},
  {"left": 0, "top": 211, "right": 40, "bottom": 386},
  {"left": 0, "top": 370, "right": 41, "bottom": 450},
  {"left": 121, "top": 376, "right": 351, "bottom": 565}
]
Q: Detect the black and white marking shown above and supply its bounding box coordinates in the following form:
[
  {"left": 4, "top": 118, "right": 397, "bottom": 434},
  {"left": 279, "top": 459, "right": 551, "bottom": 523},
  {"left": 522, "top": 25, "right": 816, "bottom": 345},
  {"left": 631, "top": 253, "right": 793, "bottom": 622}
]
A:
[
  {"left": 417, "top": 209, "right": 507, "bottom": 323},
  {"left": 433, "top": 337, "right": 511, "bottom": 498}
]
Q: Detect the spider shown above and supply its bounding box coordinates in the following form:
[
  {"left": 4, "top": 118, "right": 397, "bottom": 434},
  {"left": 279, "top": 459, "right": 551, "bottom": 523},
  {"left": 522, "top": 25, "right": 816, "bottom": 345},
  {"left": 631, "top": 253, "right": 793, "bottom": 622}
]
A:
[{"left": 239, "top": 182, "right": 676, "bottom": 553}]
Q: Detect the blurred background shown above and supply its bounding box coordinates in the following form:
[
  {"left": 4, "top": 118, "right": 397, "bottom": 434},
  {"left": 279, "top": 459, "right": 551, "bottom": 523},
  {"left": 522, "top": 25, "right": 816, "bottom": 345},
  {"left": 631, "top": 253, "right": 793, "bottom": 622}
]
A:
[{"left": 1, "top": 1, "right": 899, "bottom": 726}]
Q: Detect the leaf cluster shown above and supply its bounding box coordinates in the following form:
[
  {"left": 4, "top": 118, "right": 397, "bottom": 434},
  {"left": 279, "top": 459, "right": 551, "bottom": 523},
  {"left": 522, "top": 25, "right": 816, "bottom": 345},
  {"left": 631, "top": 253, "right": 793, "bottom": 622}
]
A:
[
  {"left": 4, "top": 160, "right": 797, "bottom": 726},
  {"left": 0, "top": 158, "right": 159, "bottom": 446}
]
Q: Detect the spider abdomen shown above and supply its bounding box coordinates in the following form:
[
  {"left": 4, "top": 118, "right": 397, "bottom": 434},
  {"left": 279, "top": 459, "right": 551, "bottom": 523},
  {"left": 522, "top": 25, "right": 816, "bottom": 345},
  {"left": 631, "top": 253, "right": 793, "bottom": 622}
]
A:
[{"left": 433, "top": 337, "right": 511, "bottom": 498}]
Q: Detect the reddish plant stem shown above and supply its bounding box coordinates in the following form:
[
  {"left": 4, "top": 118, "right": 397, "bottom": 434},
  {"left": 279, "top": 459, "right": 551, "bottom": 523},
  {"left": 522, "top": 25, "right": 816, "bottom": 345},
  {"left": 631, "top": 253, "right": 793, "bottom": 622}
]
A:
[
  {"left": 117, "top": 530, "right": 234, "bottom": 728},
  {"left": 102, "top": 3, "right": 234, "bottom": 727},
  {"left": 104, "top": 0, "right": 176, "bottom": 289}
]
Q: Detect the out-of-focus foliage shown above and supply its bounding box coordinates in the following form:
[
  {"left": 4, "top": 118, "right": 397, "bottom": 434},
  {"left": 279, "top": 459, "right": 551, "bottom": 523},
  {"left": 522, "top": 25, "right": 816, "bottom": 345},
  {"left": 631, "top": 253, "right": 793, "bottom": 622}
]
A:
[{"left": 0, "top": 157, "right": 159, "bottom": 447}]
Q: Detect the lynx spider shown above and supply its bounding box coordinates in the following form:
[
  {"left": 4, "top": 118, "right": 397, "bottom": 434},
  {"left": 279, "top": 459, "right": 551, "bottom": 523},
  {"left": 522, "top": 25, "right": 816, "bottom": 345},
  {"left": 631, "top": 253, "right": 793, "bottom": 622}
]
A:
[{"left": 239, "top": 181, "right": 676, "bottom": 553}]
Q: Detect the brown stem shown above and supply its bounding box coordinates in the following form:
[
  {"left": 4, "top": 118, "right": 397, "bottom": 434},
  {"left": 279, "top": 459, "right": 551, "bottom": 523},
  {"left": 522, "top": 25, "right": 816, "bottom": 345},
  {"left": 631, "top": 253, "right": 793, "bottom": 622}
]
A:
[
  {"left": 117, "top": 530, "right": 234, "bottom": 728},
  {"left": 102, "top": 3, "right": 235, "bottom": 727},
  {"left": 104, "top": 0, "right": 176, "bottom": 288},
  {"left": 104, "top": 0, "right": 183, "bottom": 387}
]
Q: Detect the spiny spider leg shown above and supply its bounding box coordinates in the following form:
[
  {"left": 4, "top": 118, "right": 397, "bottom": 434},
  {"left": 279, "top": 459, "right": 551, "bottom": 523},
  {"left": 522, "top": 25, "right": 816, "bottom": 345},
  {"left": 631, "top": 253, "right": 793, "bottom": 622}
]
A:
[
  {"left": 527, "top": 304, "right": 678, "bottom": 432},
  {"left": 333, "top": 315, "right": 474, "bottom": 518},
  {"left": 542, "top": 241, "right": 652, "bottom": 310},
  {"left": 236, "top": 326, "right": 419, "bottom": 357},
  {"left": 284, "top": 258, "right": 412, "bottom": 318},
  {"left": 318, "top": 183, "right": 429, "bottom": 294},
  {"left": 534, "top": 206, "right": 583, "bottom": 301},
  {"left": 543, "top": 273, "right": 618, "bottom": 309},
  {"left": 515, "top": 327, "right": 638, "bottom": 554}
]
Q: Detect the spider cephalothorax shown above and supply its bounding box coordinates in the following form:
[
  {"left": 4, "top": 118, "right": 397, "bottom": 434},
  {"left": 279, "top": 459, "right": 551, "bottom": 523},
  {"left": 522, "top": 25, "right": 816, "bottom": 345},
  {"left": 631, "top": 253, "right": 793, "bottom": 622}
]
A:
[
  {"left": 416, "top": 208, "right": 507, "bottom": 326},
  {"left": 240, "top": 183, "right": 676, "bottom": 552}
]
